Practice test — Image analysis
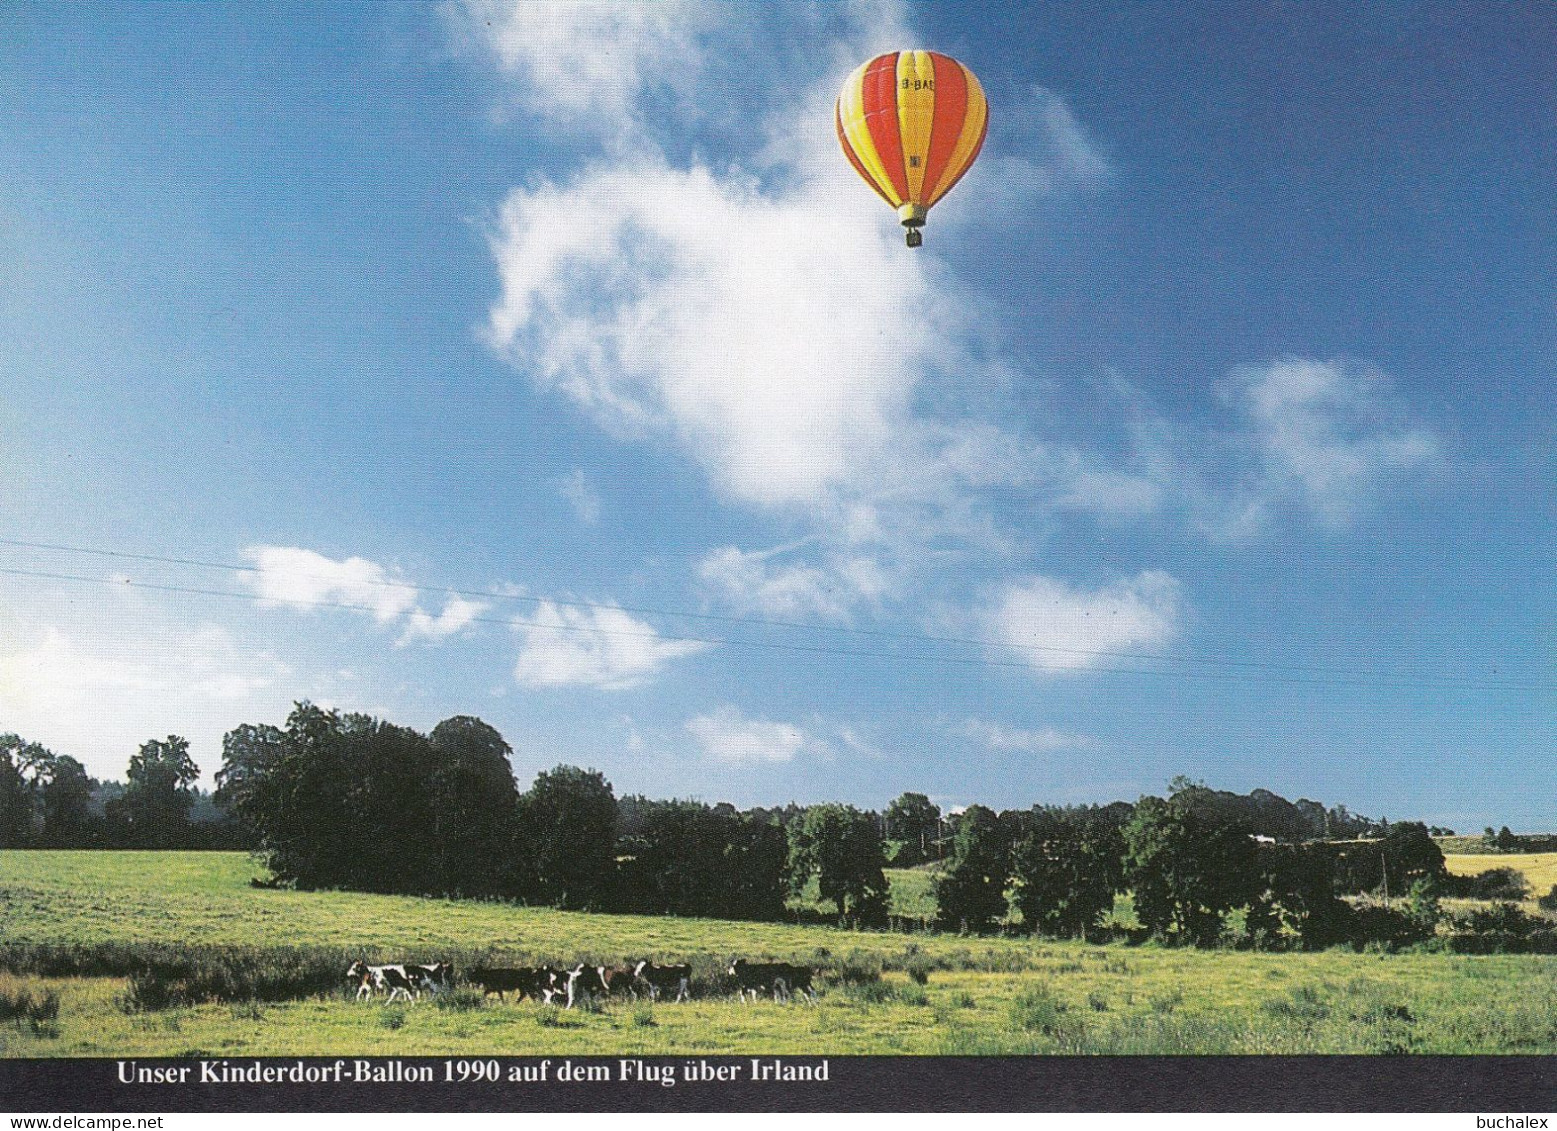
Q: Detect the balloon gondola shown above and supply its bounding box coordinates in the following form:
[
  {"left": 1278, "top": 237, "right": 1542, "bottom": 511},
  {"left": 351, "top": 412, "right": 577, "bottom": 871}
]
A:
[{"left": 835, "top": 51, "right": 989, "bottom": 247}]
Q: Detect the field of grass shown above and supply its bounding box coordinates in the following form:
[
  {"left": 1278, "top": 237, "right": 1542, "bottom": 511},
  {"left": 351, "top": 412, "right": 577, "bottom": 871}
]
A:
[
  {"left": 3, "top": 851, "right": 1556, "bottom": 1057},
  {"left": 1444, "top": 852, "right": 1557, "bottom": 903}
]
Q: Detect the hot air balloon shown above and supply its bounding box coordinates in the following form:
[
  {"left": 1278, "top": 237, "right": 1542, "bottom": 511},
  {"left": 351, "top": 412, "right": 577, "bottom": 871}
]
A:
[{"left": 835, "top": 50, "right": 989, "bottom": 247}]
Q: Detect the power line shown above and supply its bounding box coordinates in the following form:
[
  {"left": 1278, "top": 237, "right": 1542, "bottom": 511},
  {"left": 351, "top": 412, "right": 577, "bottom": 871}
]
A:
[
  {"left": 0, "top": 535, "right": 1541, "bottom": 687},
  {"left": 0, "top": 561, "right": 1550, "bottom": 695}
]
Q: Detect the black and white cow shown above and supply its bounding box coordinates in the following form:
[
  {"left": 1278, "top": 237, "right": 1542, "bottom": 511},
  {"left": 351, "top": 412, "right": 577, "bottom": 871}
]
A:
[
  {"left": 563, "top": 963, "right": 638, "bottom": 1008},
  {"left": 632, "top": 960, "right": 692, "bottom": 1003},
  {"left": 407, "top": 961, "right": 454, "bottom": 996},
  {"left": 347, "top": 960, "right": 418, "bottom": 1003}
]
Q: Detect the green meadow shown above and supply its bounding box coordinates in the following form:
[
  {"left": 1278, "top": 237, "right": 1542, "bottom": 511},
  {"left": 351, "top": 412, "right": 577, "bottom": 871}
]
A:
[{"left": 3, "top": 851, "right": 1555, "bottom": 1057}]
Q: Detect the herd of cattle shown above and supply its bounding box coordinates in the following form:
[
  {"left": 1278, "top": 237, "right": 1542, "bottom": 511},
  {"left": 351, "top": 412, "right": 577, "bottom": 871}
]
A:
[{"left": 345, "top": 958, "right": 816, "bottom": 1007}]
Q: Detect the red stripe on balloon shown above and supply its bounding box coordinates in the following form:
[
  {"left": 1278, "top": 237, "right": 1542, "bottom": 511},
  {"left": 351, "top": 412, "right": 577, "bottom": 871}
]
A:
[
  {"left": 837, "top": 100, "right": 894, "bottom": 205},
  {"left": 862, "top": 53, "right": 909, "bottom": 203},
  {"left": 920, "top": 53, "right": 969, "bottom": 204}
]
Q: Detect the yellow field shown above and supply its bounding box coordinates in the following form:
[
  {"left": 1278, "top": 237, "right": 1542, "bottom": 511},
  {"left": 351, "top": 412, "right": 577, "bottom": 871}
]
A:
[{"left": 1443, "top": 853, "right": 1557, "bottom": 903}]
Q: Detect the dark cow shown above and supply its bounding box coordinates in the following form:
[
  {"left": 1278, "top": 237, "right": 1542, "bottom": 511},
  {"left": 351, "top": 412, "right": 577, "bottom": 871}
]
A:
[
  {"left": 774, "top": 964, "right": 815, "bottom": 1003},
  {"left": 469, "top": 966, "right": 561, "bottom": 1004},
  {"left": 632, "top": 961, "right": 692, "bottom": 1003},
  {"left": 728, "top": 959, "right": 814, "bottom": 1003},
  {"left": 347, "top": 961, "right": 417, "bottom": 1003},
  {"left": 407, "top": 961, "right": 454, "bottom": 996}
]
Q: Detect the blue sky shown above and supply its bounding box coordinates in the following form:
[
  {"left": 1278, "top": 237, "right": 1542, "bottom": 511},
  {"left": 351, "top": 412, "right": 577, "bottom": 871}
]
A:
[{"left": 1, "top": 2, "right": 1552, "bottom": 830}]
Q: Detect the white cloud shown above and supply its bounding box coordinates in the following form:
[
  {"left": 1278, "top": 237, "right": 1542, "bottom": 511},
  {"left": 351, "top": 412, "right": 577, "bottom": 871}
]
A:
[
  {"left": 246, "top": 546, "right": 418, "bottom": 623},
  {"left": 512, "top": 601, "right": 709, "bottom": 689},
  {"left": 244, "top": 546, "right": 484, "bottom": 646},
  {"left": 1227, "top": 358, "right": 1444, "bottom": 527},
  {"left": 475, "top": 1, "right": 1115, "bottom": 554},
  {"left": 486, "top": 160, "right": 963, "bottom": 511},
  {"left": 698, "top": 544, "right": 888, "bottom": 622},
  {"left": 456, "top": 0, "right": 716, "bottom": 144},
  {"left": 400, "top": 595, "right": 489, "bottom": 644},
  {"left": 955, "top": 717, "right": 1098, "bottom": 753},
  {"left": 977, "top": 570, "right": 1183, "bottom": 673},
  {"left": 685, "top": 705, "right": 812, "bottom": 764}
]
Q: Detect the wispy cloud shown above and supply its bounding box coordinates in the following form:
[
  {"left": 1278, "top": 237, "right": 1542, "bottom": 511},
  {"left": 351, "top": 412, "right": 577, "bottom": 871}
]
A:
[
  {"left": 455, "top": 0, "right": 717, "bottom": 146},
  {"left": 512, "top": 601, "right": 709, "bottom": 689},
  {"left": 558, "top": 469, "right": 602, "bottom": 525},
  {"left": 698, "top": 544, "right": 887, "bottom": 622},
  {"left": 400, "top": 594, "right": 487, "bottom": 644},
  {"left": 954, "top": 716, "right": 1099, "bottom": 753},
  {"left": 685, "top": 705, "right": 814, "bottom": 764},
  {"left": 1227, "top": 358, "right": 1444, "bottom": 528}
]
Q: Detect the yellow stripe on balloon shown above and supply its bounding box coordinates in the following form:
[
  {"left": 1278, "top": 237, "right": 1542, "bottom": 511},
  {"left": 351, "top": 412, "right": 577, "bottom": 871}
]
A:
[
  {"left": 896, "top": 50, "right": 937, "bottom": 204},
  {"left": 838, "top": 60, "right": 902, "bottom": 207},
  {"left": 929, "top": 61, "right": 987, "bottom": 208}
]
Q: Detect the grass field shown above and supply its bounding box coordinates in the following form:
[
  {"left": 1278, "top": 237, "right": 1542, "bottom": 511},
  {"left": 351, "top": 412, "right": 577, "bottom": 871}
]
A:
[{"left": 3, "top": 851, "right": 1556, "bottom": 1057}]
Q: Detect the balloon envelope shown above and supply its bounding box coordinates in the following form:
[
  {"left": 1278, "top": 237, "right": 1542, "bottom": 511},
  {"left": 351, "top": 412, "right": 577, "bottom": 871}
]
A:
[{"left": 835, "top": 51, "right": 989, "bottom": 245}]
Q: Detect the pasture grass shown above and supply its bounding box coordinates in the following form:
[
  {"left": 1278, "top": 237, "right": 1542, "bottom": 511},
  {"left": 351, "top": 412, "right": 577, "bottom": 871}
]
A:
[{"left": 2, "top": 851, "right": 1556, "bottom": 1056}]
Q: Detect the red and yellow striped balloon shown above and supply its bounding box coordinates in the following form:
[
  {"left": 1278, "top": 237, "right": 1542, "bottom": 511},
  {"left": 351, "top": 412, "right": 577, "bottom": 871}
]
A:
[{"left": 835, "top": 51, "right": 989, "bottom": 247}]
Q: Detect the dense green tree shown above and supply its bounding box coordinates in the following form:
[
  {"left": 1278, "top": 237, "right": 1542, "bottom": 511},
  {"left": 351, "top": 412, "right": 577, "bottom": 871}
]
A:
[
  {"left": 935, "top": 804, "right": 1013, "bottom": 933},
  {"left": 517, "top": 765, "right": 617, "bottom": 910},
  {"left": 428, "top": 716, "right": 520, "bottom": 898},
  {"left": 884, "top": 791, "right": 941, "bottom": 863},
  {"left": 617, "top": 800, "right": 788, "bottom": 920},
  {"left": 37, "top": 753, "right": 97, "bottom": 847},
  {"left": 346, "top": 720, "right": 439, "bottom": 892},
  {"left": 1123, "top": 795, "right": 1259, "bottom": 945},
  {"left": 724, "top": 814, "right": 790, "bottom": 920},
  {"left": 113, "top": 736, "right": 199, "bottom": 848},
  {"left": 1011, "top": 806, "right": 1124, "bottom": 938},
  {"left": 1243, "top": 842, "right": 1353, "bottom": 949},
  {"left": 1381, "top": 821, "right": 1448, "bottom": 892},
  {"left": 218, "top": 705, "right": 371, "bottom": 889},
  {"left": 788, "top": 804, "right": 889, "bottom": 924},
  {"left": 0, "top": 735, "right": 39, "bottom": 847}
]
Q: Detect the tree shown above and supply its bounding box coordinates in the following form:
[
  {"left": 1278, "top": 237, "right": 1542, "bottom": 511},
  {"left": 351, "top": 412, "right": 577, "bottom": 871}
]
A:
[
  {"left": 935, "top": 804, "right": 1012, "bottom": 933},
  {"left": 884, "top": 791, "right": 940, "bottom": 864},
  {"left": 1244, "top": 842, "right": 1352, "bottom": 950},
  {"left": 0, "top": 735, "right": 38, "bottom": 848},
  {"left": 37, "top": 753, "right": 97, "bottom": 847},
  {"left": 217, "top": 705, "right": 366, "bottom": 889},
  {"left": 1011, "top": 806, "right": 1124, "bottom": 938},
  {"left": 788, "top": 804, "right": 889, "bottom": 924},
  {"left": 428, "top": 716, "right": 520, "bottom": 898},
  {"left": 517, "top": 765, "right": 617, "bottom": 910},
  {"left": 1380, "top": 821, "right": 1447, "bottom": 893},
  {"left": 1122, "top": 795, "right": 1259, "bottom": 945},
  {"left": 616, "top": 800, "right": 788, "bottom": 920},
  {"left": 114, "top": 736, "right": 199, "bottom": 848},
  {"left": 724, "top": 814, "right": 790, "bottom": 921}
]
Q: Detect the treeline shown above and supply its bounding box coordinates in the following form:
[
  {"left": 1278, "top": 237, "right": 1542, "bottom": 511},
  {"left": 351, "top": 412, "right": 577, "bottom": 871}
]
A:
[
  {"left": 931, "top": 797, "right": 1452, "bottom": 948},
  {"left": 0, "top": 708, "right": 1498, "bottom": 950},
  {"left": 0, "top": 734, "right": 240, "bottom": 850}
]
